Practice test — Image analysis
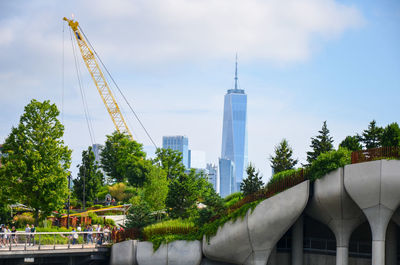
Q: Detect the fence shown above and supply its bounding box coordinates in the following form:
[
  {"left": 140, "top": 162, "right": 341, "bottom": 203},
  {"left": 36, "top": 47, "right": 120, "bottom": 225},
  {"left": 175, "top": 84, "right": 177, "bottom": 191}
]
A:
[
  {"left": 351, "top": 146, "right": 400, "bottom": 164},
  {"left": 0, "top": 231, "right": 110, "bottom": 251}
]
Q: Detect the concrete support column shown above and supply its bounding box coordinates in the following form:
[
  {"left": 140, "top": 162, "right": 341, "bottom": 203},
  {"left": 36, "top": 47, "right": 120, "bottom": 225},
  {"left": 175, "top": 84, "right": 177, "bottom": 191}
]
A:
[
  {"left": 336, "top": 247, "right": 348, "bottom": 265},
  {"left": 267, "top": 246, "right": 277, "bottom": 265},
  {"left": 291, "top": 216, "right": 303, "bottom": 265},
  {"left": 385, "top": 221, "right": 397, "bottom": 265},
  {"left": 364, "top": 205, "right": 393, "bottom": 265}
]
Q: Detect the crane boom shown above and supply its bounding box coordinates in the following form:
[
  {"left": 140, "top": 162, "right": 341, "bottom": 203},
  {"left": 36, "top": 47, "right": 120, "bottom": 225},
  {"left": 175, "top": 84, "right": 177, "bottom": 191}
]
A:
[{"left": 63, "top": 17, "right": 133, "bottom": 139}]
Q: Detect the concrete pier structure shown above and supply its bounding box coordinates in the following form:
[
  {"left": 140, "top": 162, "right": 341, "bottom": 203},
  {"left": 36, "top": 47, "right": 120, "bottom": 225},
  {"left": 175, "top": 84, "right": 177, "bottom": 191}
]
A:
[
  {"left": 110, "top": 159, "right": 400, "bottom": 265},
  {"left": 344, "top": 160, "right": 400, "bottom": 265},
  {"left": 306, "top": 168, "right": 365, "bottom": 265}
]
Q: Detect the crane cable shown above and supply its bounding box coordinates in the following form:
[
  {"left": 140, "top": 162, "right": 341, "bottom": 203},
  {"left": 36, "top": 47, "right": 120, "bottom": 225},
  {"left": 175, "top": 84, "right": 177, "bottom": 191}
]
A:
[
  {"left": 79, "top": 26, "right": 158, "bottom": 149},
  {"left": 69, "top": 27, "right": 96, "bottom": 145}
]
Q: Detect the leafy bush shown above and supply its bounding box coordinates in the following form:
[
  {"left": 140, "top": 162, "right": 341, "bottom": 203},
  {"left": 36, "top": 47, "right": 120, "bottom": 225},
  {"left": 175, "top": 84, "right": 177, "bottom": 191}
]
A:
[
  {"left": 307, "top": 148, "right": 351, "bottom": 181},
  {"left": 223, "top": 192, "right": 242, "bottom": 207},
  {"left": 269, "top": 168, "right": 302, "bottom": 185},
  {"left": 125, "top": 201, "right": 154, "bottom": 229},
  {"left": 104, "top": 218, "right": 116, "bottom": 226},
  {"left": 143, "top": 219, "right": 196, "bottom": 239},
  {"left": 13, "top": 213, "right": 35, "bottom": 228}
]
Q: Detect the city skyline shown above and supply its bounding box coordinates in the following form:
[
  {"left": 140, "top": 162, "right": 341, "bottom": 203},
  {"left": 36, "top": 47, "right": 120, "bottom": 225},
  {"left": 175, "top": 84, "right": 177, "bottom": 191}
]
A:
[{"left": 0, "top": 1, "right": 399, "bottom": 182}]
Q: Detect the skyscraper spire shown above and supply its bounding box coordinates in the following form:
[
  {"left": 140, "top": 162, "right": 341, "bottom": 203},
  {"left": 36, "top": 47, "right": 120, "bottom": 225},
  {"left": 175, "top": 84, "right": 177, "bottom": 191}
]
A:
[{"left": 234, "top": 53, "right": 238, "bottom": 90}]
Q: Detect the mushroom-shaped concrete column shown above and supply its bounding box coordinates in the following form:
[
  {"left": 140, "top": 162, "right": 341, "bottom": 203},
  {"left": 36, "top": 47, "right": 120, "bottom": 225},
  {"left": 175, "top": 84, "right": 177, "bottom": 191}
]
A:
[
  {"left": 306, "top": 168, "right": 365, "bottom": 265},
  {"left": 203, "top": 181, "right": 310, "bottom": 265},
  {"left": 344, "top": 160, "right": 400, "bottom": 265}
]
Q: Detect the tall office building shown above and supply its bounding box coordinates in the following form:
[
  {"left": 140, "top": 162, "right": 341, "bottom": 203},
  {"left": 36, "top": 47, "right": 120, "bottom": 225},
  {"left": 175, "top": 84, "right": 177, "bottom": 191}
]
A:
[
  {"left": 220, "top": 56, "right": 248, "bottom": 195},
  {"left": 206, "top": 163, "right": 219, "bottom": 193},
  {"left": 162, "top": 136, "right": 189, "bottom": 168},
  {"left": 92, "top": 144, "right": 104, "bottom": 165},
  {"left": 219, "top": 158, "right": 235, "bottom": 197}
]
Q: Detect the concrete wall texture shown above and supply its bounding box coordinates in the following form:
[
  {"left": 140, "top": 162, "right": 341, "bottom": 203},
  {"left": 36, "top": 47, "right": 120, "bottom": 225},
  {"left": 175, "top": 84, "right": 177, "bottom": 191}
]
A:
[{"left": 110, "top": 160, "right": 400, "bottom": 265}]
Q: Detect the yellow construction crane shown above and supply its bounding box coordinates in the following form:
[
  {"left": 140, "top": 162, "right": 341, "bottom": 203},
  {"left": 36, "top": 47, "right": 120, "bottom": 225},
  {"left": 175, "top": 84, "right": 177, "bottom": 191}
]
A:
[{"left": 63, "top": 17, "right": 133, "bottom": 139}]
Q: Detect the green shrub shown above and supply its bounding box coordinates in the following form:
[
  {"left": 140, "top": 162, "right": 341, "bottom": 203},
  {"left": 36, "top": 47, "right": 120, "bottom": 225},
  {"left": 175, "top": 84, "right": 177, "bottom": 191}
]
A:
[
  {"left": 307, "top": 148, "right": 351, "bottom": 181},
  {"left": 104, "top": 218, "right": 116, "bottom": 226},
  {"left": 269, "top": 168, "right": 302, "bottom": 185},
  {"left": 13, "top": 213, "right": 35, "bottom": 228},
  {"left": 223, "top": 192, "right": 242, "bottom": 207},
  {"left": 143, "top": 219, "right": 196, "bottom": 239},
  {"left": 125, "top": 201, "right": 154, "bottom": 229}
]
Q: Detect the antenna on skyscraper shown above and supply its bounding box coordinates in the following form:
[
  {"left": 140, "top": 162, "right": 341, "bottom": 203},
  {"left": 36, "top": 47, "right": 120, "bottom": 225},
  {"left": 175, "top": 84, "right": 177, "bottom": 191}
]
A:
[{"left": 234, "top": 53, "right": 238, "bottom": 90}]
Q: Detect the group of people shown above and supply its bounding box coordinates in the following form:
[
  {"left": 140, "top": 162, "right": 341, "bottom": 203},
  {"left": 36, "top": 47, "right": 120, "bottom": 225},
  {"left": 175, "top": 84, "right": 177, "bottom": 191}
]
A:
[
  {"left": 70, "top": 224, "right": 121, "bottom": 245},
  {"left": 0, "top": 224, "right": 23, "bottom": 248}
]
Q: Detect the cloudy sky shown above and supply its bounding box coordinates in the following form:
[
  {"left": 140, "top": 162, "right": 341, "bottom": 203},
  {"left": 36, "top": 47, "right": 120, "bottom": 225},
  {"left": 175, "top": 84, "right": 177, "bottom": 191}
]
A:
[{"left": 0, "top": 0, "right": 399, "bottom": 182}]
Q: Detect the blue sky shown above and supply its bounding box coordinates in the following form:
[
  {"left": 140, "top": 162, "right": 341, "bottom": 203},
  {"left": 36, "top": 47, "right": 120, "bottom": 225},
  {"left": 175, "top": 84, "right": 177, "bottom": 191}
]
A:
[{"left": 0, "top": 0, "right": 399, "bottom": 182}]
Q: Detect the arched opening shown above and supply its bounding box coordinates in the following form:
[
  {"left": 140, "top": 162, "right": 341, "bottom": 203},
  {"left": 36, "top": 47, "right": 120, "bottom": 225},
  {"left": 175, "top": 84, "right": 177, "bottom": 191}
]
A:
[{"left": 349, "top": 221, "right": 372, "bottom": 260}]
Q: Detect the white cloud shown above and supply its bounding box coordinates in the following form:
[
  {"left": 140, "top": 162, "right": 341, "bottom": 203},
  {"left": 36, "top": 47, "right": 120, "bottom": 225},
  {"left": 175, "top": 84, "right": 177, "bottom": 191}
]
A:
[{"left": 79, "top": 0, "right": 364, "bottom": 64}]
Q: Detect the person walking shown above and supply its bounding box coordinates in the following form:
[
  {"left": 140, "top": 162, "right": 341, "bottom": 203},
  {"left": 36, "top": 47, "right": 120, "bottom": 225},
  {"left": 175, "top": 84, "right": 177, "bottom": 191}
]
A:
[
  {"left": 87, "top": 225, "right": 93, "bottom": 244},
  {"left": 0, "top": 225, "right": 5, "bottom": 248},
  {"left": 11, "top": 226, "right": 17, "bottom": 246},
  {"left": 30, "top": 224, "right": 36, "bottom": 246},
  {"left": 72, "top": 228, "right": 78, "bottom": 245},
  {"left": 25, "top": 224, "right": 31, "bottom": 246},
  {"left": 4, "top": 226, "right": 11, "bottom": 247}
]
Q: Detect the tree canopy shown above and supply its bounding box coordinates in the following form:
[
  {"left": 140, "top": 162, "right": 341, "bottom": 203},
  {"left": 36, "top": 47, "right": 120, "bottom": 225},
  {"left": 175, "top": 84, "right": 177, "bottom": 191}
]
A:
[
  {"left": 361, "top": 120, "right": 383, "bottom": 149},
  {"left": 381, "top": 122, "right": 400, "bottom": 147},
  {"left": 153, "top": 148, "right": 185, "bottom": 180},
  {"left": 0, "top": 99, "right": 71, "bottom": 224},
  {"left": 73, "top": 146, "right": 104, "bottom": 208},
  {"left": 306, "top": 121, "right": 334, "bottom": 164},
  {"left": 269, "top": 139, "right": 298, "bottom": 174},
  {"left": 339, "top": 136, "right": 362, "bottom": 151},
  {"left": 240, "top": 164, "right": 264, "bottom": 196},
  {"left": 100, "top": 131, "right": 150, "bottom": 186}
]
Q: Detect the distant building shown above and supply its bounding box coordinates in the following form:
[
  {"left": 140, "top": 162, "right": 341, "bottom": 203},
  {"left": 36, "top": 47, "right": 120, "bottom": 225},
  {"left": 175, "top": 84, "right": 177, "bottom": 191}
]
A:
[
  {"left": 189, "top": 150, "right": 206, "bottom": 169},
  {"left": 162, "top": 136, "right": 189, "bottom": 168},
  {"left": 92, "top": 144, "right": 103, "bottom": 165},
  {"left": 0, "top": 144, "right": 3, "bottom": 167},
  {"left": 219, "top": 158, "right": 235, "bottom": 198},
  {"left": 206, "top": 163, "right": 219, "bottom": 193},
  {"left": 220, "top": 56, "right": 248, "bottom": 195}
]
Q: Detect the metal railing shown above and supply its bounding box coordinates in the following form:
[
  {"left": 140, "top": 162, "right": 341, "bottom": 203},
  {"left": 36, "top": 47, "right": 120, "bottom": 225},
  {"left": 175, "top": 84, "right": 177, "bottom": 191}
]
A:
[
  {"left": 351, "top": 147, "right": 400, "bottom": 164},
  {"left": 0, "top": 231, "right": 111, "bottom": 252},
  {"left": 277, "top": 236, "right": 372, "bottom": 258}
]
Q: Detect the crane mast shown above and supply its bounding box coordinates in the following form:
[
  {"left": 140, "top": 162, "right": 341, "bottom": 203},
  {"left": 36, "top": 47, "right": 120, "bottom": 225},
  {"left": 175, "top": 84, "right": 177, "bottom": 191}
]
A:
[{"left": 63, "top": 17, "right": 133, "bottom": 139}]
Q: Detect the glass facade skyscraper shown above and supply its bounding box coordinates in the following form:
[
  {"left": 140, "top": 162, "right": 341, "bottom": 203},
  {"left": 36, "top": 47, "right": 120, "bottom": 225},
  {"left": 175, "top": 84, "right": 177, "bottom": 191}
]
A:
[
  {"left": 162, "top": 136, "right": 189, "bottom": 168},
  {"left": 219, "top": 57, "right": 248, "bottom": 195}
]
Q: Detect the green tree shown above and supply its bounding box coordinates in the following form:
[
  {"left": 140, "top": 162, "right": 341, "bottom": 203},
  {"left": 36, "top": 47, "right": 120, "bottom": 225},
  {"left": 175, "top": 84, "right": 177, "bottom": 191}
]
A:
[
  {"left": 100, "top": 131, "right": 149, "bottom": 186},
  {"left": 381, "top": 122, "right": 400, "bottom": 147},
  {"left": 240, "top": 164, "right": 264, "bottom": 196},
  {"left": 125, "top": 201, "right": 154, "bottom": 230},
  {"left": 0, "top": 100, "right": 71, "bottom": 225},
  {"left": 269, "top": 139, "right": 298, "bottom": 174},
  {"left": 73, "top": 146, "right": 104, "bottom": 208},
  {"left": 153, "top": 148, "right": 185, "bottom": 180},
  {"left": 108, "top": 182, "right": 136, "bottom": 203},
  {"left": 166, "top": 170, "right": 198, "bottom": 219},
  {"left": 306, "top": 121, "right": 334, "bottom": 164},
  {"left": 339, "top": 136, "right": 362, "bottom": 151},
  {"left": 361, "top": 120, "right": 383, "bottom": 149},
  {"left": 143, "top": 166, "right": 169, "bottom": 212}
]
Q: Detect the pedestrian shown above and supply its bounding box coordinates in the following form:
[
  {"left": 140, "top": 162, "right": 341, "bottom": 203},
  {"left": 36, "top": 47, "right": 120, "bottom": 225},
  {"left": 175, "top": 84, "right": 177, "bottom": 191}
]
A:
[
  {"left": 87, "top": 225, "right": 93, "bottom": 244},
  {"left": 72, "top": 228, "right": 78, "bottom": 245},
  {"left": 30, "top": 224, "right": 36, "bottom": 246},
  {"left": 25, "top": 224, "right": 31, "bottom": 246},
  {"left": 11, "top": 226, "right": 17, "bottom": 246},
  {"left": 83, "top": 225, "right": 88, "bottom": 244},
  {"left": 5, "top": 226, "right": 11, "bottom": 247},
  {"left": 103, "top": 226, "right": 110, "bottom": 243},
  {"left": 0, "top": 225, "right": 5, "bottom": 248}
]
